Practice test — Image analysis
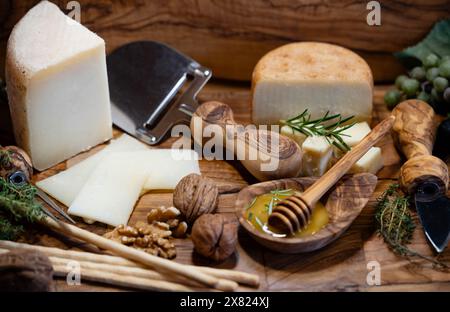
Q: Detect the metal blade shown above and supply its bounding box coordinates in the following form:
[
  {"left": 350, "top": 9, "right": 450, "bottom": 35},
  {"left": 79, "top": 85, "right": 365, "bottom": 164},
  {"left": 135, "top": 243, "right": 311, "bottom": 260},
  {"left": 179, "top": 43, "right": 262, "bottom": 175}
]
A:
[
  {"left": 415, "top": 182, "right": 450, "bottom": 253},
  {"left": 107, "top": 41, "right": 211, "bottom": 145},
  {"left": 36, "top": 188, "right": 76, "bottom": 224}
]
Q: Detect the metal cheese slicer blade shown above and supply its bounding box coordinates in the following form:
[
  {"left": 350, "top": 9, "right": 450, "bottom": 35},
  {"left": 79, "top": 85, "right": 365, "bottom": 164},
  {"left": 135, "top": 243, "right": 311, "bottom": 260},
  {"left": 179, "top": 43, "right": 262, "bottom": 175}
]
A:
[{"left": 107, "top": 41, "right": 212, "bottom": 145}]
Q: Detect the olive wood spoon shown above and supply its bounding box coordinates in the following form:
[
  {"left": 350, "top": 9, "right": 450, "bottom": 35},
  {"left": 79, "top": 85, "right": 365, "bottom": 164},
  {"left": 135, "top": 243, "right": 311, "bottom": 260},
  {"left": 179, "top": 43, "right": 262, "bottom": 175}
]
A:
[
  {"left": 392, "top": 99, "right": 449, "bottom": 194},
  {"left": 191, "top": 101, "right": 303, "bottom": 181},
  {"left": 268, "top": 115, "right": 395, "bottom": 235}
]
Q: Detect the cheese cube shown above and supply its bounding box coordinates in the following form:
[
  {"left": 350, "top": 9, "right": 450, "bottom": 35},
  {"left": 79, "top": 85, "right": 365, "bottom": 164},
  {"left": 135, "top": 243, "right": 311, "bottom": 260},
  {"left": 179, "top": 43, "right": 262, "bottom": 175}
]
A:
[
  {"left": 333, "top": 122, "right": 371, "bottom": 158},
  {"left": 339, "top": 122, "right": 371, "bottom": 147},
  {"left": 280, "top": 125, "right": 307, "bottom": 146},
  {"left": 5, "top": 1, "right": 112, "bottom": 170},
  {"left": 350, "top": 147, "right": 383, "bottom": 174},
  {"left": 301, "top": 136, "right": 333, "bottom": 177},
  {"left": 252, "top": 42, "right": 373, "bottom": 126}
]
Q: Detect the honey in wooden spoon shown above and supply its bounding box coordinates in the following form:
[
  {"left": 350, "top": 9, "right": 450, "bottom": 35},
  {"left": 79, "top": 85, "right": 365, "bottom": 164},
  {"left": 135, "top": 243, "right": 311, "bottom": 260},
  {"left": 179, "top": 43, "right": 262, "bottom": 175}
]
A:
[{"left": 245, "top": 189, "right": 328, "bottom": 238}]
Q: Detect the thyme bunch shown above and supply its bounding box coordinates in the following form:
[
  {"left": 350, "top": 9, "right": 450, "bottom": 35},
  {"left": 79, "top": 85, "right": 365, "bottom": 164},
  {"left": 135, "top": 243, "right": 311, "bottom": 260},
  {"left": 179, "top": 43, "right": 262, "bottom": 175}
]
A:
[
  {"left": 281, "top": 110, "right": 355, "bottom": 152},
  {"left": 375, "top": 184, "right": 449, "bottom": 269},
  {"left": 0, "top": 177, "right": 44, "bottom": 240},
  {"left": 0, "top": 149, "right": 12, "bottom": 168}
]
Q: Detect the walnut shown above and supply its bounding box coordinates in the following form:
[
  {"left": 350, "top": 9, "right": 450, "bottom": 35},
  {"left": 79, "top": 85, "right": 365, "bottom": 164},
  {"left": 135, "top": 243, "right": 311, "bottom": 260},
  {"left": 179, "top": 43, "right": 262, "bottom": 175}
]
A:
[
  {"left": 0, "top": 146, "right": 33, "bottom": 182},
  {"left": 147, "top": 206, "right": 181, "bottom": 223},
  {"left": 104, "top": 221, "right": 177, "bottom": 259},
  {"left": 166, "top": 218, "right": 179, "bottom": 229},
  {"left": 191, "top": 214, "right": 238, "bottom": 262},
  {"left": 172, "top": 221, "right": 188, "bottom": 238},
  {"left": 160, "top": 206, "right": 181, "bottom": 221},
  {"left": 0, "top": 249, "right": 53, "bottom": 292},
  {"left": 173, "top": 174, "right": 219, "bottom": 224},
  {"left": 146, "top": 208, "right": 161, "bottom": 223},
  {"left": 117, "top": 225, "right": 139, "bottom": 237},
  {"left": 105, "top": 205, "right": 188, "bottom": 258}
]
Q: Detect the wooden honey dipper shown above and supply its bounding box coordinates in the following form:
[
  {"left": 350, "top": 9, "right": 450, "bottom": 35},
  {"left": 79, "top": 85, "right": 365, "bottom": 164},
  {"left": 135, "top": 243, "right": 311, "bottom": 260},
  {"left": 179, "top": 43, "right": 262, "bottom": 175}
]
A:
[{"left": 268, "top": 115, "right": 396, "bottom": 235}]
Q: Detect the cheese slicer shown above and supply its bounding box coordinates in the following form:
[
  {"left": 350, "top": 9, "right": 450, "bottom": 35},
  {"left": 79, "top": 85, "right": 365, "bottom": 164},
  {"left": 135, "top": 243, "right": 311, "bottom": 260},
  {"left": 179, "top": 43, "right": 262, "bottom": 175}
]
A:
[{"left": 107, "top": 41, "right": 212, "bottom": 145}]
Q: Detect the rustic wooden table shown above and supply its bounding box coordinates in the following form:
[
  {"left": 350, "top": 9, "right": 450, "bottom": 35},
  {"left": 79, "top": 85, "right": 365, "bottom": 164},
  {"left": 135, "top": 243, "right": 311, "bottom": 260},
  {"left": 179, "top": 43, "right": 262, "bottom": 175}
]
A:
[{"left": 8, "top": 82, "right": 447, "bottom": 292}]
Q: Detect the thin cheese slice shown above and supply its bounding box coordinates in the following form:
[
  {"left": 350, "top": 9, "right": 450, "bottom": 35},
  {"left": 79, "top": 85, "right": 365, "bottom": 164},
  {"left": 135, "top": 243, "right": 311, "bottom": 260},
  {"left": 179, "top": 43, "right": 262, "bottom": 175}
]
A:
[
  {"left": 6, "top": 1, "right": 112, "bottom": 170},
  {"left": 68, "top": 149, "right": 200, "bottom": 226},
  {"left": 68, "top": 153, "right": 148, "bottom": 227},
  {"left": 37, "top": 134, "right": 200, "bottom": 214},
  {"left": 36, "top": 134, "right": 148, "bottom": 206}
]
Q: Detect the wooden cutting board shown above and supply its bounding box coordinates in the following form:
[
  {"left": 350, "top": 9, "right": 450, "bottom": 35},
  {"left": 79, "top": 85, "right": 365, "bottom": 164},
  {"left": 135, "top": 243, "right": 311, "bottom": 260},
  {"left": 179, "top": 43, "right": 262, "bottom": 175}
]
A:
[{"left": 23, "top": 82, "right": 450, "bottom": 291}]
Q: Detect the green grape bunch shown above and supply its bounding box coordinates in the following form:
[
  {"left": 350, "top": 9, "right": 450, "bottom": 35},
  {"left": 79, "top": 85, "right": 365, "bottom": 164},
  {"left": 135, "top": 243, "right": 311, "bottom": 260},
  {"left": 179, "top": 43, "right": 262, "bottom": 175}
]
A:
[{"left": 385, "top": 53, "right": 450, "bottom": 115}]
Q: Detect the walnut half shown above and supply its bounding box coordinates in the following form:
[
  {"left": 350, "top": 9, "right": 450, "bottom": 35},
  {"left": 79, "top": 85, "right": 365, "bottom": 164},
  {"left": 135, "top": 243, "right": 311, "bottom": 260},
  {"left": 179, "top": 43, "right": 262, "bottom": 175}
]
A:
[{"left": 191, "top": 214, "right": 238, "bottom": 262}]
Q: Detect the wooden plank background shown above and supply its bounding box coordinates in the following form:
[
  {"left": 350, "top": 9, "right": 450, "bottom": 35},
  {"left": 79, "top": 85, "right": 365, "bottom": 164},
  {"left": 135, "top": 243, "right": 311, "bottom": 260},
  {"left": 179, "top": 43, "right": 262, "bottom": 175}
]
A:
[{"left": 1, "top": 0, "right": 450, "bottom": 82}]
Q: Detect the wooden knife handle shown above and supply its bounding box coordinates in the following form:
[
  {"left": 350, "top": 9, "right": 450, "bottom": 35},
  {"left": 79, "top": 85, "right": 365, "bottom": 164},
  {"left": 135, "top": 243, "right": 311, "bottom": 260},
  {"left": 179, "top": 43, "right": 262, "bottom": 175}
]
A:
[
  {"left": 392, "top": 100, "right": 449, "bottom": 194},
  {"left": 191, "top": 101, "right": 302, "bottom": 181}
]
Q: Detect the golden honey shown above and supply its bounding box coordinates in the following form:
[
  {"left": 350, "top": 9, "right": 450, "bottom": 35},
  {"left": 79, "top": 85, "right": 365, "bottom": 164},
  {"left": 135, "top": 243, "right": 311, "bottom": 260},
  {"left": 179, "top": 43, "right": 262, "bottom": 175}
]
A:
[{"left": 246, "top": 189, "right": 329, "bottom": 238}]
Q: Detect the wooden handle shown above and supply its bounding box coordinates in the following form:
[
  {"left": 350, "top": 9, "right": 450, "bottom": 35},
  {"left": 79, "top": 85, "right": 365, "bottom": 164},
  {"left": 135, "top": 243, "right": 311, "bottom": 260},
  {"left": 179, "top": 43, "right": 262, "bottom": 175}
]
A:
[
  {"left": 191, "top": 101, "right": 302, "bottom": 181},
  {"left": 301, "top": 115, "right": 395, "bottom": 208},
  {"left": 41, "top": 217, "right": 238, "bottom": 291},
  {"left": 392, "top": 100, "right": 449, "bottom": 193},
  {"left": 392, "top": 100, "right": 437, "bottom": 159}
]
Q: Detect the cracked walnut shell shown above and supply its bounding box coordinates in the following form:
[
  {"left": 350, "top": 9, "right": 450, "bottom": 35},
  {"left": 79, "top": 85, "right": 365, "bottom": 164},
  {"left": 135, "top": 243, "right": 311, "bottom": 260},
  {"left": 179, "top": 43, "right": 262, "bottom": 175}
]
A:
[
  {"left": 173, "top": 174, "right": 219, "bottom": 223},
  {"left": 191, "top": 214, "right": 238, "bottom": 262}
]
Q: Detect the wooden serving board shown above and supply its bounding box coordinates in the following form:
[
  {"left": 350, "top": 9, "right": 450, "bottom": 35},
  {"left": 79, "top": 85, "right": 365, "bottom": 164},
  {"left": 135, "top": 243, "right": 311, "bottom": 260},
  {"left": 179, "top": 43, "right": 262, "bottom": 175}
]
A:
[{"left": 22, "top": 82, "right": 450, "bottom": 291}]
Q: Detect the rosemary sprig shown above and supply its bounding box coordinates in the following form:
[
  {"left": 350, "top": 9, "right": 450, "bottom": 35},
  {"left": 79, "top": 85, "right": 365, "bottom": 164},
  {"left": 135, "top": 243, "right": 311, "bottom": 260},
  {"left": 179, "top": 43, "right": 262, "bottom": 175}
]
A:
[
  {"left": 375, "top": 184, "right": 449, "bottom": 270},
  {"left": 281, "top": 110, "right": 355, "bottom": 152}
]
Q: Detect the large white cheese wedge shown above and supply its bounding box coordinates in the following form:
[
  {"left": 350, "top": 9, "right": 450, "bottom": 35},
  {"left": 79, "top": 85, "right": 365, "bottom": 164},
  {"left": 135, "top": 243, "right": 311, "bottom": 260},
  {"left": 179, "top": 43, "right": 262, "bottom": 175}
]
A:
[
  {"left": 68, "top": 149, "right": 200, "bottom": 226},
  {"left": 68, "top": 153, "right": 149, "bottom": 227},
  {"left": 252, "top": 42, "right": 373, "bottom": 126},
  {"left": 5, "top": 1, "right": 112, "bottom": 170},
  {"left": 36, "top": 134, "right": 148, "bottom": 206}
]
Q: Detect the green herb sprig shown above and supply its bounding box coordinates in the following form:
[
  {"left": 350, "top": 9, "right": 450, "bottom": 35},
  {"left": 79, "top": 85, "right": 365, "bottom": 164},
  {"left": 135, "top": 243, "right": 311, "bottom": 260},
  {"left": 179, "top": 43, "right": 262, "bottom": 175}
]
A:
[
  {"left": 376, "top": 184, "right": 449, "bottom": 270},
  {"left": 281, "top": 110, "right": 355, "bottom": 152},
  {"left": 0, "top": 149, "right": 12, "bottom": 168},
  {"left": 0, "top": 177, "right": 44, "bottom": 240}
]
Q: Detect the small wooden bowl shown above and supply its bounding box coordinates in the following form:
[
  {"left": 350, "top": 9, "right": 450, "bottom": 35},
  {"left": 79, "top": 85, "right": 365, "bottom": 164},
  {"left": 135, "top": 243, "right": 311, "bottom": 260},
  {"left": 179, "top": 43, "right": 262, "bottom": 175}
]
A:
[{"left": 235, "top": 173, "right": 378, "bottom": 253}]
